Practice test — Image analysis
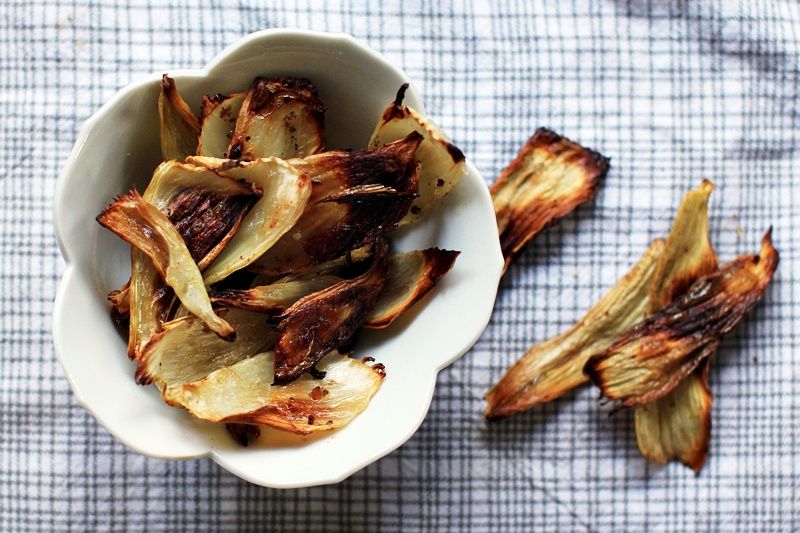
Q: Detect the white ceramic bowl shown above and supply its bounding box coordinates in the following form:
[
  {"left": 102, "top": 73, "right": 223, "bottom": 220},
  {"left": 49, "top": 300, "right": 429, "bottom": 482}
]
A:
[{"left": 53, "top": 29, "right": 503, "bottom": 488}]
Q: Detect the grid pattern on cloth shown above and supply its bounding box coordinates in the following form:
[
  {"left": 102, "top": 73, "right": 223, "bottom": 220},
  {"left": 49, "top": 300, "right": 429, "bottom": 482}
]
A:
[{"left": 1, "top": 1, "right": 799, "bottom": 531}]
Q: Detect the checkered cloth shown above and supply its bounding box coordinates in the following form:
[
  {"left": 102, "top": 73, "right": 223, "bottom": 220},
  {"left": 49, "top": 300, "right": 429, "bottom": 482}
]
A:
[{"left": 2, "top": 1, "right": 798, "bottom": 531}]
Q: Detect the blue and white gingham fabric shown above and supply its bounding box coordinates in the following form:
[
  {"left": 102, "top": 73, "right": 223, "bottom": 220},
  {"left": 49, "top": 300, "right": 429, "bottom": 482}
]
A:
[{"left": 1, "top": 1, "right": 798, "bottom": 531}]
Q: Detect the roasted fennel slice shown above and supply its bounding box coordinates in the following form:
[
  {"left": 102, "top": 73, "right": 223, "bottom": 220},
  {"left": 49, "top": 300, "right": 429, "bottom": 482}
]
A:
[
  {"left": 227, "top": 77, "right": 325, "bottom": 160},
  {"left": 137, "top": 308, "right": 274, "bottom": 386},
  {"left": 198, "top": 92, "right": 245, "bottom": 158},
  {"left": 364, "top": 248, "right": 460, "bottom": 328},
  {"left": 291, "top": 133, "right": 423, "bottom": 203},
  {"left": 585, "top": 230, "right": 778, "bottom": 408},
  {"left": 490, "top": 128, "right": 609, "bottom": 273},
  {"left": 210, "top": 275, "right": 342, "bottom": 314},
  {"left": 274, "top": 239, "right": 389, "bottom": 383},
  {"left": 212, "top": 247, "right": 457, "bottom": 329},
  {"left": 162, "top": 351, "right": 386, "bottom": 435},
  {"left": 636, "top": 180, "right": 718, "bottom": 472},
  {"left": 484, "top": 240, "right": 664, "bottom": 419},
  {"left": 369, "top": 84, "right": 465, "bottom": 226},
  {"left": 97, "top": 190, "right": 234, "bottom": 340},
  {"left": 236, "top": 134, "right": 422, "bottom": 275},
  {"left": 159, "top": 74, "right": 200, "bottom": 161},
  {"left": 200, "top": 158, "right": 312, "bottom": 285}
]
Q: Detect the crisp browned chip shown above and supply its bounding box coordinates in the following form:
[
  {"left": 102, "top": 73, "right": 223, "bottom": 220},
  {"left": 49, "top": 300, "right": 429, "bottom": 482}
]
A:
[
  {"left": 97, "top": 190, "right": 235, "bottom": 340},
  {"left": 210, "top": 275, "right": 342, "bottom": 314},
  {"left": 137, "top": 308, "right": 274, "bottom": 386},
  {"left": 364, "top": 248, "right": 460, "bottom": 329},
  {"left": 159, "top": 74, "right": 200, "bottom": 161},
  {"left": 242, "top": 133, "right": 422, "bottom": 275},
  {"left": 191, "top": 131, "right": 422, "bottom": 205},
  {"left": 199, "top": 158, "right": 312, "bottom": 285},
  {"left": 484, "top": 239, "right": 664, "bottom": 419},
  {"left": 273, "top": 239, "right": 389, "bottom": 383},
  {"left": 227, "top": 77, "right": 325, "bottom": 160},
  {"left": 297, "top": 133, "right": 424, "bottom": 200},
  {"left": 490, "top": 128, "right": 609, "bottom": 273},
  {"left": 198, "top": 92, "right": 245, "bottom": 158},
  {"left": 369, "top": 84, "right": 466, "bottom": 226},
  {"left": 635, "top": 180, "right": 718, "bottom": 472},
  {"left": 584, "top": 230, "right": 778, "bottom": 408},
  {"left": 162, "top": 351, "right": 385, "bottom": 434}
]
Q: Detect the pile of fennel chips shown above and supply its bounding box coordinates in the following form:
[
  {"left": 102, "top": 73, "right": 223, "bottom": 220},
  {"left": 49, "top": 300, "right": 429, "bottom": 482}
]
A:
[{"left": 97, "top": 76, "right": 466, "bottom": 440}]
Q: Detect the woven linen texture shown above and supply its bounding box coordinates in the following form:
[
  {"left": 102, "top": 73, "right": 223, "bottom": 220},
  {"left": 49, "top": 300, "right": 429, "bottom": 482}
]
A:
[{"left": 1, "top": 1, "right": 798, "bottom": 531}]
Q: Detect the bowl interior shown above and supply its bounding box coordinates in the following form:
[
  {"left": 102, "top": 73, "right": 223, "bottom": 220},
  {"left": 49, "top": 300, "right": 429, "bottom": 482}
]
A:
[{"left": 54, "top": 31, "right": 502, "bottom": 488}]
